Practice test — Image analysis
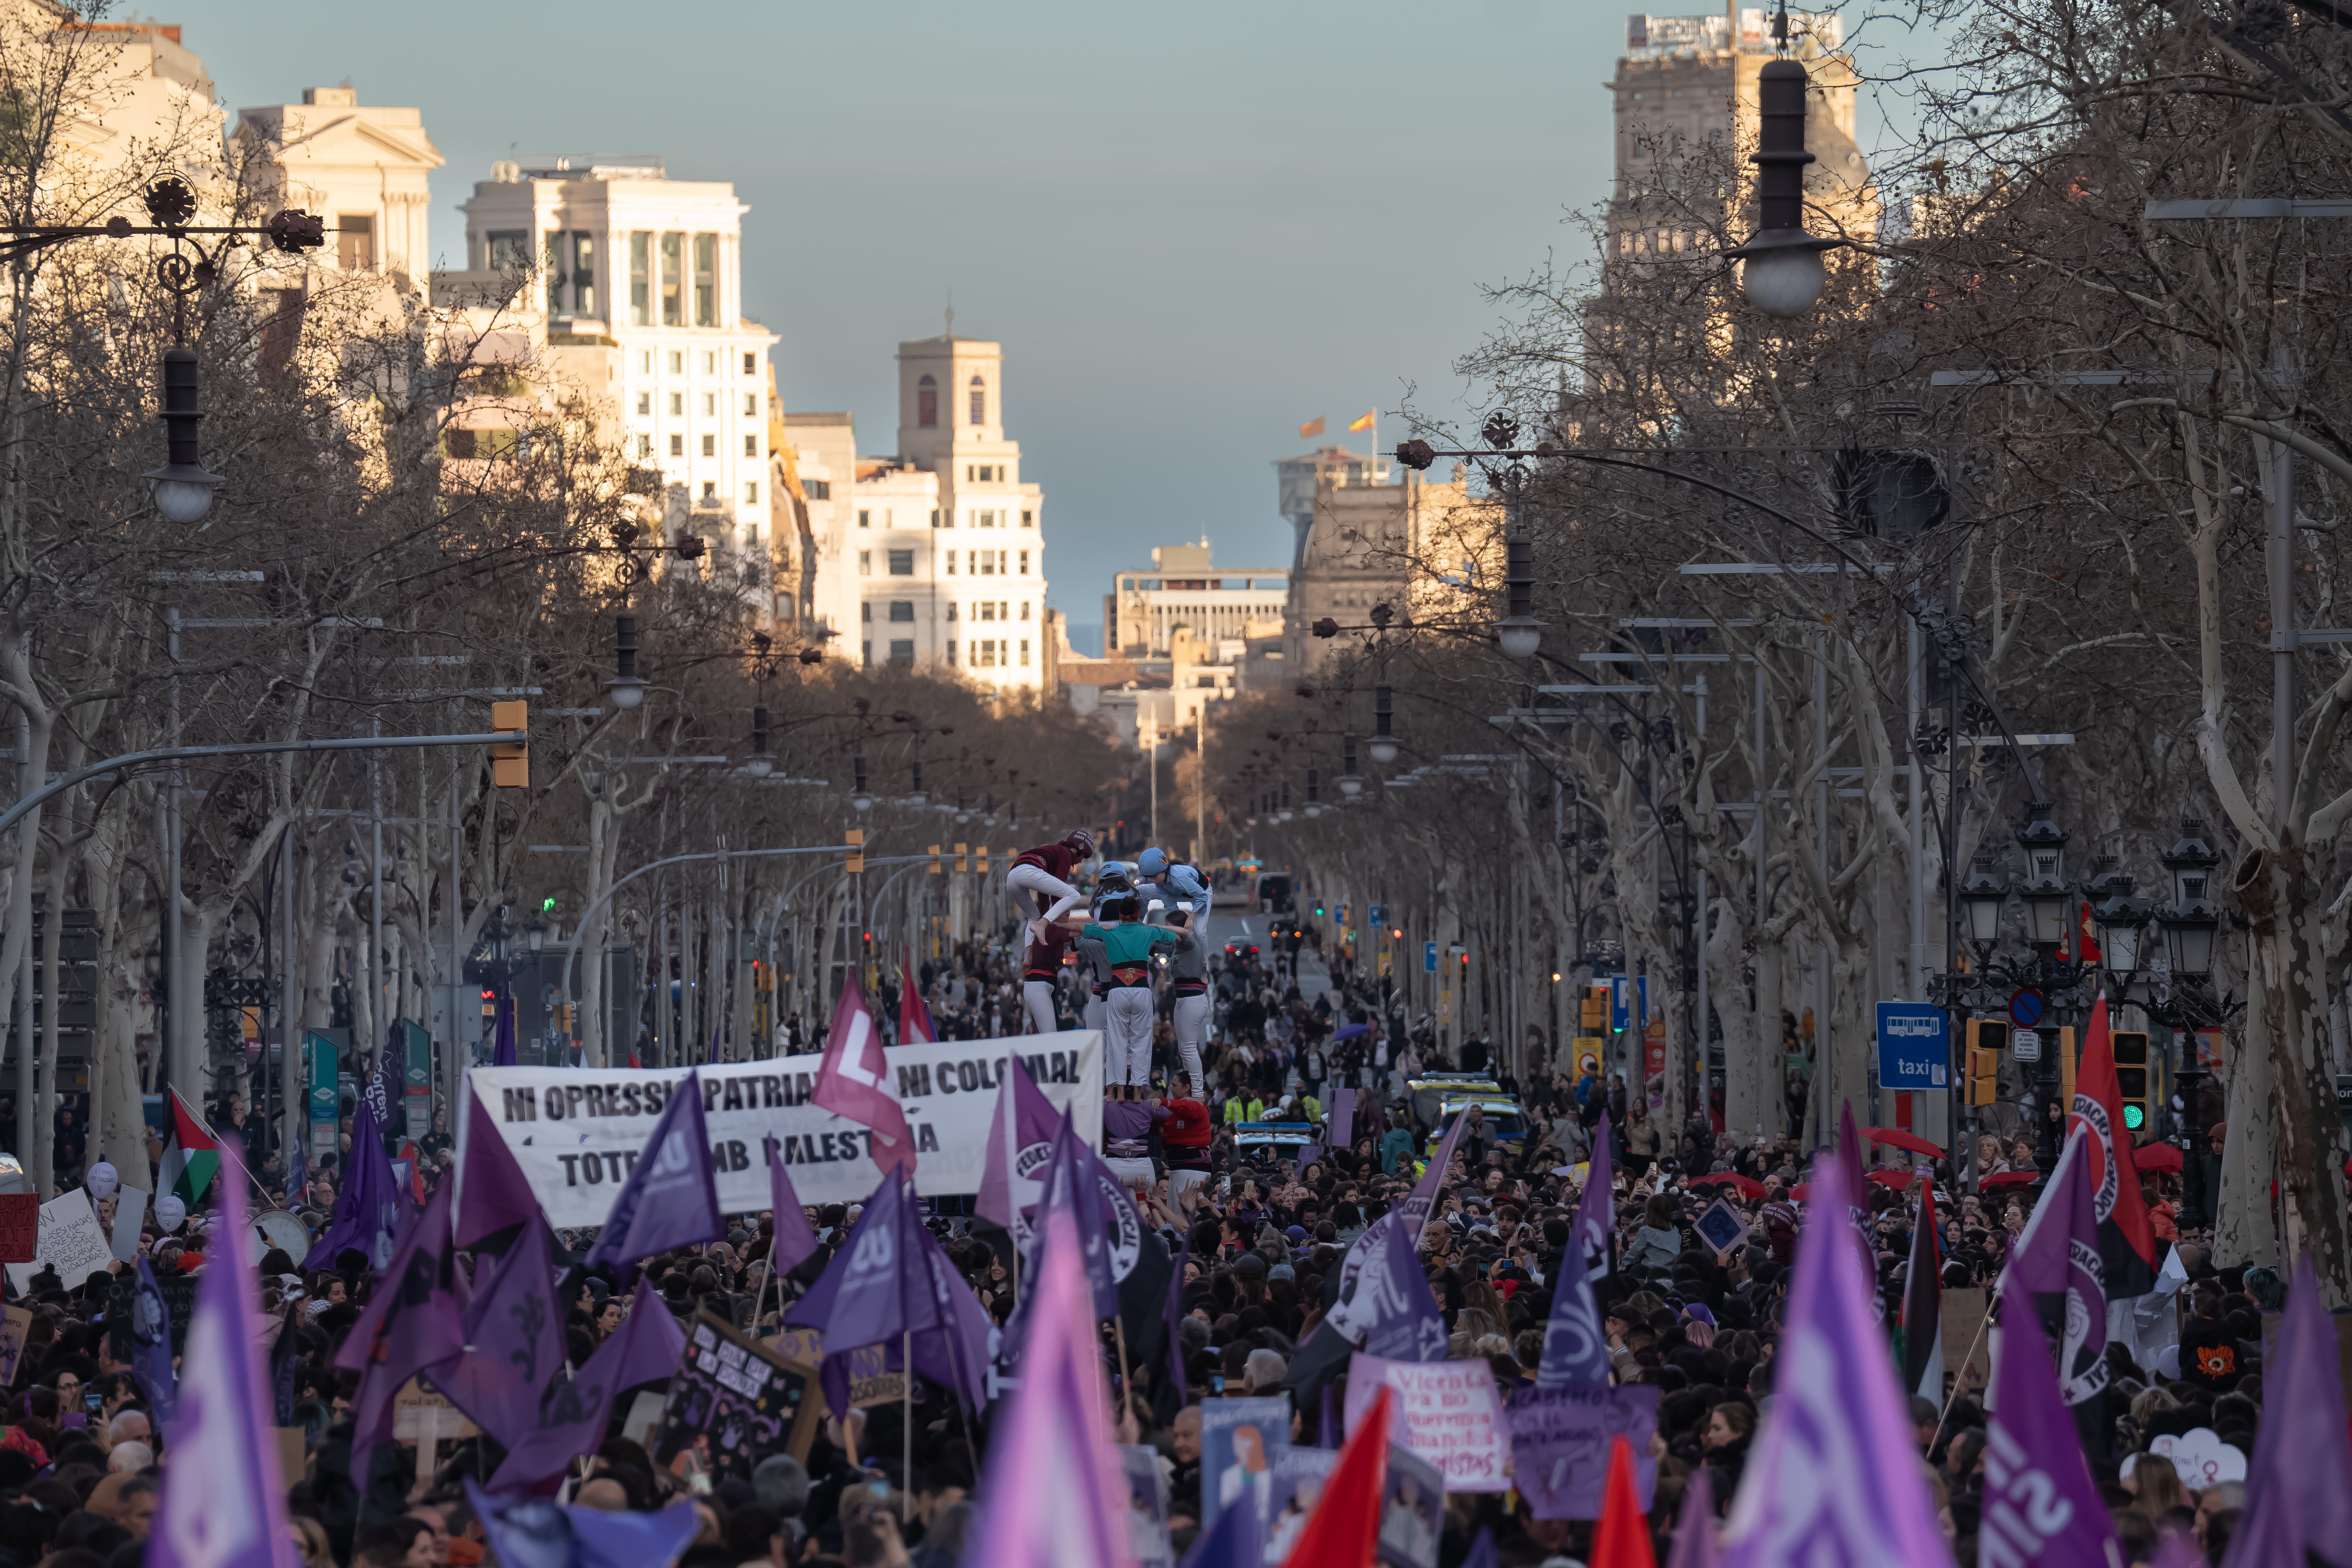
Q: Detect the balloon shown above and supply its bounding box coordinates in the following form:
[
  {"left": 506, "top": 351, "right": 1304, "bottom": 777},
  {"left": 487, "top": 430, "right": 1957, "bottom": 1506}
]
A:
[
  {"left": 85, "top": 1162, "right": 118, "bottom": 1200},
  {"left": 154, "top": 1194, "right": 186, "bottom": 1233}
]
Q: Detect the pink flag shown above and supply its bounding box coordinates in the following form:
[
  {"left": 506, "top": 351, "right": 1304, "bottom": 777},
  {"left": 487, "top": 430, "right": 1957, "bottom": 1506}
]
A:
[
  {"left": 970, "top": 1203, "right": 1135, "bottom": 1568},
  {"left": 899, "top": 958, "right": 937, "bottom": 1044},
  {"left": 812, "top": 975, "right": 915, "bottom": 1178},
  {"left": 1719, "top": 1156, "right": 1954, "bottom": 1567}
]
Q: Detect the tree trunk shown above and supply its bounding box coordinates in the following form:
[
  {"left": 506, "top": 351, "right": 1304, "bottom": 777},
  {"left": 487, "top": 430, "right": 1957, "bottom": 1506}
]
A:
[{"left": 2215, "top": 956, "right": 2280, "bottom": 1269}]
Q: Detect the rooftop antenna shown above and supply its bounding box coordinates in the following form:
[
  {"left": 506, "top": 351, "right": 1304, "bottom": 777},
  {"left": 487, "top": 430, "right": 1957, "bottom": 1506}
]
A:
[{"left": 945, "top": 288, "right": 954, "bottom": 339}]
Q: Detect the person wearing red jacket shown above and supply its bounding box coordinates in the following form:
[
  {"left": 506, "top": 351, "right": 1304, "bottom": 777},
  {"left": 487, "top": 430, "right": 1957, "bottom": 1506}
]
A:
[
  {"left": 1161, "top": 1075, "right": 1215, "bottom": 1207},
  {"left": 1009, "top": 829, "right": 1094, "bottom": 1032}
]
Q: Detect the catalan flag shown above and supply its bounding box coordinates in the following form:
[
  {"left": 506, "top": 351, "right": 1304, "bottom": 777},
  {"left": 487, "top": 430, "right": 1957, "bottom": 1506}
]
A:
[
  {"left": 1348, "top": 408, "right": 1377, "bottom": 432},
  {"left": 1298, "top": 417, "right": 1325, "bottom": 439}
]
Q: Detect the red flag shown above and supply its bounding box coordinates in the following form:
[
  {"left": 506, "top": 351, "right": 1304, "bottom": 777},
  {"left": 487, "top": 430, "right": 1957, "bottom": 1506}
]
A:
[
  {"left": 1591, "top": 1433, "right": 1657, "bottom": 1568},
  {"left": 812, "top": 975, "right": 916, "bottom": 1178},
  {"left": 2067, "top": 995, "right": 2157, "bottom": 1296},
  {"left": 2077, "top": 901, "right": 2102, "bottom": 964},
  {"left": 1280, "top": 1385, "right": 1389, "bottom": 1568},
  {"left": 899, "top": 956, "right": 937, "bottom": 1044}
]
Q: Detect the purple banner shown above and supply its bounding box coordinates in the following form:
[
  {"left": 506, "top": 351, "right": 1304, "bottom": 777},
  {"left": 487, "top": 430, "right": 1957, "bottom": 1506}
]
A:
[{"left": 1504, "top": 1384, "right": 1661, "bottom": 1521}]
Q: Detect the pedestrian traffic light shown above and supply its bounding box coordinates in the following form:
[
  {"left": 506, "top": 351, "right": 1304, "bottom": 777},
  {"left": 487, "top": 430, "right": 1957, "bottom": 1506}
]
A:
[
  {"left": 490, "top": 700, "right": 529, "bottom": 788},
  {"left": 1965, "top": 1019, "right": 2008, "bottom": 1107},
  {"left": 2112, "top": 1030, "right": 2152, "bottom": 1130},
  {"left": 845, "top": 827, "right": 864, "bottom": 876},
  {"left": 929, "top": 843, "right": 942, "bottom": 875}
]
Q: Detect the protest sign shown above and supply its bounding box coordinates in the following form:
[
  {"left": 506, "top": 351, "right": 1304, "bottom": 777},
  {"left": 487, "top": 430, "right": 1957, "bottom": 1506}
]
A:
[
  {"left": 1378, "top": 1446, "right": 1444, "bottom": 1568},
  {"left": 655, "top": 1312, "right": 813, "bottom": 1479},
  {"left": 394, "top": 1378, "right": 479, "bottom": 1440},
  {"left": 1345, "top": 1352, "right": 1511, "bottom": 1491},
  {"left": 1691, "top": 1197, "right": 1750, "bottom": 1257},
  {"left": 110, "top": 1189, "right": 150, "bottom": 1264},
  {"left": 1263, "top": 1446, "right": 1339, "bottom": 1565},
  {"left": 1504, "top": 1383, "right": 1662, "bottom": 1519},
  {"left": 1942, "top": 1286, "right": 1992, "bottom": 1399},
  {"left": 769, "top": 1328, "right": 904, "bottom": 1408},
  {"left": 1119, "top": 1444, "right": 1173, "bottom": 1567},
  {"left": 3, "top": 1190, "right": 115, "bottom": 1296},
  {"left": 0, "top": 1195, "right": 37, "bottom": 1262},
  {"left": 1198, "top": 1397, "right": 1288, "bottom": 1528},
  {"left": 155, "top": 1272, "right": 197, "bottom": 1350},
  {"left": 465, "top": 1033, "right": 1103, "bottom": 1225},
  {"left": 0, "top": 1305, "right": 30, "bottom": 1385}
]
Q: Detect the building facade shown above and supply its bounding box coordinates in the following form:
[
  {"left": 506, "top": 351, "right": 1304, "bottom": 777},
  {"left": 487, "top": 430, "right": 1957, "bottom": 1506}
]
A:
[
  {"left": 1280, "top": 454, "right": 1498, "bottom": 679},
  {"left": 781, "top": 335, "right": 1049, "bottom": 692},
  {"left": 234, "top": 87, "right": 443, "bottom": 284},
  {"left": 1104, "top": 542, "right": 1287, "bottom": 659},
  {"left": 456, "top": 158, "right": 778, "bottom": 544}
]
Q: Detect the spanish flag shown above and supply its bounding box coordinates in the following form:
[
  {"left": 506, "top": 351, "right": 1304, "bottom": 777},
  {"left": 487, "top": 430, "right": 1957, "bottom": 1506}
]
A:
[
  {"left": 1348, "top": 409, "right": 1377, "bottom": 432},
  {"left": 1298, "top": 417, "right": 1325, "bottom": 439}
]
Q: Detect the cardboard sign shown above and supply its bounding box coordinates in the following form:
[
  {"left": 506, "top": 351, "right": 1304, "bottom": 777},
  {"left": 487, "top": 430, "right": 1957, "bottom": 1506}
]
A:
[
  {"left": 768, "top": 1328, "right": 904, "bottom": 1408},
  {"left": 1691, "top": 1198, "right": 1750, "bottom": 1258},
  {"left": 0, "top": 1194, "right": 38, "bottom": 1262},
  {"left": 110, "top": 1190, "right": 150, "bottom": 1264},
  {"left": 1119, "top": 1444, "right": 1173, "bottom": 1567},
  {"left": 1941, "top": 1286, "right": 1992, "bottom": 1399},
  {"left": 1344, "top": 1352, "right": 1510, "bottom": 1491},
  {"left": 654, "top": 1311, "right": 810, "bottom": 1479},
  {"left": 1198, "top": 1397, "right": 1289, "bottom": 1528},
  {"left": 1503, "top": 1383, "right": 1662, "bottom": 1519},
  {"left": 1263, "top": 1446, "right": 1339, "bottom": 1564},
  {"left": 394, "top": 1378, "right": 479, "bottom": 1440},
  {"left": 0, "top": 1304, "right": 31, "bottom": 1385},
  {"left": 1378, "top": 1445, "right": 1444, "bottom": 1568},
  {"left": 3, "top": 1190, "right": 115, "bottom": 1296}
]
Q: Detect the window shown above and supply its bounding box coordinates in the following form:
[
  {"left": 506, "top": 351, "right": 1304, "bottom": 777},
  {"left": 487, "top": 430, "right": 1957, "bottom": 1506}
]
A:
[
  {"left": 999, "top": 601, "right": 1009, "bottom": 620},
  {"left": 745, "top": 482, "right": 759, "bottom": 504},
  {"left": 979, "top": 552, "right": 994, "bottom": 576},
  {"left": 1020, "top": 601, "right": 1031, "bottom": 620},
  {"left": 887, "top": 550, "right": 914, "bottom": 576},
  {"left": 669, "top": 392, "right": 683, "bottom": 416},
  {"left": 702, "top": 352, "right": 716, "bottom": 375},
  {"left": 337, "top": 214, "right": 375, "bottom": 271},
  {"left": 968, "top": 374, "right": 985, "bottom": 425},
  {"left": 640, "top": 350, "right": 653, "bottom": 373},
  {"left": 668, "top": 351, "right": 683, "bottom": 374},
  {"left": 946, "top": 552, "right": 956, "bottom": 575},
  {"left": 701, "top": 481, "right": 716, "bottom": 500},
  {"left": 977, "top": 640, "right": 997, "bottom": 667},
  {"left": 946, "top": 602, "right": 959, "bottom": 620},
  {"left": 979, "top": 601, "right": 996, "bottom": 622},
  {"left": 744, "top": 352, "right": 757, "bottom": 375},
  {"left": 885, "top": 639, "right": 914, "bottom": 664},
  {"left": 803, "top": 480, "right": 830, "bottom": 500},
  {"left": 917, "top": 374, "right": 938, "bottom": 428},
  {"left": 965, "top": 464, "right": 1000, "bottom": 482},
  {"left": 743, "top": 523, "right": 759, "bottom": 546},
  {"left": 888, "top": 601, "right": 914, "bottom": 622},
  {"left": 694, "top": 233, "right": 718, "bottom": 326},
  {"left": 998, "top": 551, "right": 1009, "bottom": 574},
  {"left": 1021, "top": 509, "right": 1033, "bottom": 527},
  {"left": 567, "top": 231, "right": 594, "bottom": 312},
  {"left": 669, "top": 434, "right": 684, "bottom": 457},
  {"left": 487, "top": 230, "right": 529, "bottom": 270},
  {"left": 1019, "top": 550, "right": 1029, "bottom": 575},
  {"left": 636, "top": 393, "right": 651, "bottom": 416},
  {"left": 744, "top": 393, "right": 758, "bottom": 417},
  {"left": 637, "top": 434, "right": 652, "bottom": 457},
  {"left": 978, "top": 509, "right": 996, "bottom": 529},
  {"left": 932, "top": 508, "right": 945, "bottom": 527},
  {"left": 947, "top": 640, "right": 957, "bottom": 664},
  {"left": 702, "top": 434, "right": 716, "bottom": 458},
  {"left": 661, "top": 232, "right": 684, "bottom": 324},
  {"left": 861, "top": 603, "right": 872, "bottom": 623},
  {"left": 858, "top": 552, "right": 872, "bottom": 577},
  {"left": 1019, "top": 639, "right": 1030, "bottom": 666},
  {"left": 630, "top": 232, "right": 650, "bottom": 324},
  {"left": 858, "top": 509, "right": 871, "bottom": 528},
  {"left": 862, "top": 641, "right": 872, "bottom": 665},
  {"left": 703, "top": 393, "right": 717, "bottom": 416}
]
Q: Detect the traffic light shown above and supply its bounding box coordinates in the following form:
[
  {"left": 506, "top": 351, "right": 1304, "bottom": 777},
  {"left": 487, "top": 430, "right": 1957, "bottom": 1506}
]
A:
[
  {"left": 954, "top": 841, "right": 969, "bottom": 873},
  {"left": 490, "top": 700, "right": 529, "bottom": 788},
  {"left": 2059, "top": 1025, "right": 2078, "bottom": 1110},
  {"left": 2112, "top": 1031, "right": 2152, "bottom": 1131},
  {"left": 1581, "top": 988, "right": 1607, "bottom": 1030},
  {"left": 1965, "top": 1018, "right": 2009, "bottom": 1107},
  {"left": 845, "top": 827, "right": 864, "bottom": 876},
  {"left": 977, "top": 846, "right": 990, "bottom": 875},
  {"left": 929, "top": 844, "right": 943, "bottom": 875}
]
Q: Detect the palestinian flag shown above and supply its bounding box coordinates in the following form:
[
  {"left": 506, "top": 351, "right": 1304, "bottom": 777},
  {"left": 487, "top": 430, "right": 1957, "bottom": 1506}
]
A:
[
  {"left": 2067, "top": 995, "right": 2159, "bottom": 1299},
  {"left": 1901, "top": 1174, "right": 1943, "bottom": 1400},
  {"left": 157, "top": 1089, "right": 220, "bottom": 1206}
]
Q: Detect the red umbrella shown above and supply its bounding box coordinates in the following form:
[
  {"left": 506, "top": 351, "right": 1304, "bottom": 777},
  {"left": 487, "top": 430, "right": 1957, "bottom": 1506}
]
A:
[
  {"left": 2133, "top": 1141, "right": 2184, "bottom": 1173},
  {"left": 1865, "top": 1169, "right": 1915, "bottom": 1190},
  {"left": 1689, "top": 1172, "right": 1766, "bottom": 1200},
  {"left": 1865, "top": 1127, "right": 1946, "bottom": 1159},
  {"left": 1788, "top": 1182, "right": 1809, "bottom": 1200},
  {"left": 1979, "top": 1170, "right": 2041, "bottom": 1189}
]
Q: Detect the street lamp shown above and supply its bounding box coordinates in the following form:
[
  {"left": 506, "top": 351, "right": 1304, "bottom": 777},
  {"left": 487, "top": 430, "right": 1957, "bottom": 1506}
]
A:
[
  {"left": 907, "top": 759, "right": 926, "bottom": 807},
  {"left": 605, "top": 615, "right": 647, "bottom": 709},
  {"left": 1724, "top": 50, "right": 1844, "bottom": 318},
  {"left": 144, "top": 347, "right": 222, "bottom": 523},
  {"left": 746, "top": 706, "right": 773, "bottom": 777},
  {"left": 2088, "top": 859, "right": 2153, "bottom": 975},
  {"left": 2014, "top": 803, "right": 2072, "bottom": 948},
  {"left": 1494, "top": 461, "right": 1544, "bottom": 660},
  {"left": 1304, "top": 770, "right": 1322, "bottom": 818},
  {"left": 1369, "top": 686, "right": 1400, "bottom": 765},
  {"left": 851, "top": 757, "right": 873, "bottom": 813},
  {"left": 524, "top": 921, "right": 548, "bottom": 955},
  {"left": 2158, "top": 819, "right": 2222, "bottom": 978},
  {"left": 1959, "top": 853, "right": 2009, "bottom": 947},
  {"left": 1339, "top": 734, "right": 1364, "bottom": 798}
]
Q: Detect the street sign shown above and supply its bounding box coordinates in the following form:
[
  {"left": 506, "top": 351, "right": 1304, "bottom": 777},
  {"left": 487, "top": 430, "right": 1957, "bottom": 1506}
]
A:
[
  {"left": 2008, "top": 989, "right": 2045, "bottom": 1029},
  {"left": 306, "top": 1032, "right": 338, "bottom": 1157},
  {"left": 1423, "top": 942, "right": 1438, "bottom": 974},
  {"left": 2012, "top": 1028, "right": 2042, "bottom": 1063},
  {"left": 1611, "top": 978, "right": 1629, "bottom": 1034},
  {"left": 1875, "top": 1001, "right": 1950, "bottom": 1090}
]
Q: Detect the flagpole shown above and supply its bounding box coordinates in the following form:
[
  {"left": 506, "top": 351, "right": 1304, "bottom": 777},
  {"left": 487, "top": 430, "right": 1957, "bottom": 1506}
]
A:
[{"left": 901, "top": 1327, "right": 913, "bottom": 1522}]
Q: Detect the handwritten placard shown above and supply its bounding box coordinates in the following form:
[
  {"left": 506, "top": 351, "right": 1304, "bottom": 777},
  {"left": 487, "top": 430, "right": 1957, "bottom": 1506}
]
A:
[
  {"left": 1344, "top": 1352, "right": 1510, "bottom": 1491},
  {"left": 0, "top": 1195, "right": 38, "bottom": 1262},
  {"left": 1504, "top": 1383, "right": 1661, "bottom": 1519},
  {"left": 394, "top": 1378, "right": 479, "bottom": 1440},
  {"left": 655, "top": 1312, "right": 808, "bottom": 1479},
  {"left": 3, "top": 1191, "right": 115, "bottom": 1296},
  {"left": 0, "top": 1305, "right": 31, "bottom": 1384},
  {"left": 768, "top": 1327, "right": 904, "bottom": 1407}
]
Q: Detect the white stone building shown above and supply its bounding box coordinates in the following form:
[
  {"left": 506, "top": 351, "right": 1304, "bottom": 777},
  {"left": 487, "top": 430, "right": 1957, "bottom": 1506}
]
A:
[
  {"left": 455, "top": 158, "right": 778, "bottom": 543},
  {"left": 233, "top": 87, "right": 442, "bottom": 283},
  {"left": 1103, "top": 542, "right": 1287, "bottom": 659}
]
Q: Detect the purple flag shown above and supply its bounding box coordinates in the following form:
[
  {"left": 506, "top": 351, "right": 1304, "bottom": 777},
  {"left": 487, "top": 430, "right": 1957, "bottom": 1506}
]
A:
[
  {"left": 1034, "top": 1109, "right": 1119, "bottom": 1321},
  {"left": 977, "top": 1053, "right": 1063, "bottom": 1251},
  {"left": 1535, "top": 1209, "right": 1611, "bottom": 1388},
  {"left": 583, "top": 1069, "right": 723, "bottom": 1272},
  {"left": 494, "top": 993, "right": 518, "bottom": 1067},
  {"left": 2225, "top": 1255, "right": 2352, "bottom": 1567},
  {"left": 457, "top": 1083, "right": 542, "bottom": 1251},
  {"left": 1573, "top": 1109, "right": 1615, "bottom": 1279},
  {"left": 784, "top": 1173, "right": 991, "bottom": 1417},
  {"left": 149, "top": 1144, "right": 302, "bottom": 1568},
  {"left": 970, "top": 1203, "right": 1134, "bottom": 1568},
  {"left": 363, "top": 1026, "right": 403, "bottom": 1130},
  {"left": 1666, "top": 1469, "right": 1719, "bottom": 1568},
  {"left": 130, "top": 1256, "right": 178, "bottom": 1425},
  {"left": 2003, "top": 1126, "right": 2110, "bottom": 1405},
  {"left": 488, "top": 1274, "right": 684, "bottom": 1494},
  {"left": 304, "top": 1097, "right": 400, "bottom": 1270},
  {"left": 334, "top": 1176, "right": 466, "bottom": 1483},
  {"left": 436, "top": 1214, "right": 565, "bottom": 1452},
  {"left": 1979, "top": 1290, "right": 2118, "bottom": 1568},
  {"left": 1176, "top": 1484, "right": 1263, "bottom": 1568},
  {"left": 1357, "top": 1206, "right": 1447, "bottom": 1362},
  {"left": 1719, "top": 1156, "right": 1953, "bottom": 1568},
  {"left": 765, "top": 1138, "right": 821, "bottom": 1277},
  {"left": 1163, "top": 1225, "right": 1191, "bottom": 1403},
  {"left": 1460, "top": 1529, "right": 1498, "bottom": 1568},
  {"left": 1324, "top": 1109, "right": 1474, "bottom": 1343},
  {"left": 1329, "top": 1087, "right": 1356, "bottom": 1153},
  {"left": 465, "top": 1478, "right": 700, "bottom": 1568}
]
